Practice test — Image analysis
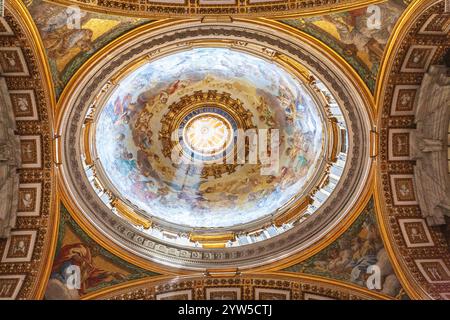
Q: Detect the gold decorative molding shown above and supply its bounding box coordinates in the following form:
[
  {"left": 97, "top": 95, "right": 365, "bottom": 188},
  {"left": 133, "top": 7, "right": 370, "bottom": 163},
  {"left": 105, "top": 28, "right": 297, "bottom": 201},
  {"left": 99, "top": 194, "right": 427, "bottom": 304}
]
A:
[
  {"left": 158, "top": 90, "right": 254, "bottom": 178},
  {"left": 328, "top": 117, "right": 340, "bottom": 162},
  {"left": 189, "top": 233, "right": 236, "bottom": 248},
  {"left": 43, "top": 0, "right": 386, "bottom": 19},
  {"left": 111, "top": 198, "right": 152, "bottom": 230},
  {"left": 274, "top": 196, "right": 313, "bottom": 227},
  {"left": 370, "top": 129, "right": 379, "bottom": 158},
  {"left": 82, "top": 119, "right": 93, "bottom": 166}
]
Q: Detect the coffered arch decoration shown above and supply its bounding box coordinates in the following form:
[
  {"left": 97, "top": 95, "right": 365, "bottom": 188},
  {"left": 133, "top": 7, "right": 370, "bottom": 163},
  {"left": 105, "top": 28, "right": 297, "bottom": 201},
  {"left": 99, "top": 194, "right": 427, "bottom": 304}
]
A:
[
  {"left": 375, "top": 0, "right": 450, "bottom": 300},
  {"left": 82, "top": 273, "right": 392, "bottom": 300},
  {"left": 44, "top": 0, "right": 384, "bottom": 19},
  {"left": 0, "top": 1, "right": 57, "bottom": 299},
  {"left": 56, "top": 18, "right": 376, "bottom": 273}
]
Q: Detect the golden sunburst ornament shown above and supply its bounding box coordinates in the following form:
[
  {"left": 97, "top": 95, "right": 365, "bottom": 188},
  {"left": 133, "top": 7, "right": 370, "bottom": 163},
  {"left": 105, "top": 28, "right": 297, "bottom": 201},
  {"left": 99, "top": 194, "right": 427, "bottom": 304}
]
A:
[{"left": 183, "top": 113, "right": 233, "bottom": 157}]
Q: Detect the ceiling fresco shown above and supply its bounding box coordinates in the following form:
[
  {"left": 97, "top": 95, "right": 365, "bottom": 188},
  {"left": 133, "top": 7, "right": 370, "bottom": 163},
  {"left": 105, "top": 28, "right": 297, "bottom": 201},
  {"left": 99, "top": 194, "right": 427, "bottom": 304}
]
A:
[
  {"left": 24, "top": 0, "right": 151, "bottom": 98},
  {"left": 44, "top": 204, "right": 160, "bottom": 300},
  {"left": 284, "top": 197, "right": 410, "bottom": 299},
  {"left": 280, "top": 0, "right": 408, "bottom": 92},
  {"left": 95, "top": 48, "right": 325, "bottom": 228}
]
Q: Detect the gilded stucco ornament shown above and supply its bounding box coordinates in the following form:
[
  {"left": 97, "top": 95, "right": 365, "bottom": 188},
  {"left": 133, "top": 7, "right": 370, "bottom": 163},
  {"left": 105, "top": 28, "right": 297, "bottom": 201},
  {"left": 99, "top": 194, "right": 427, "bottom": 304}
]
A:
[
  {"left": 374, "top": 0, "right": 450, "bottom": 300},
  {"left": 0, "top": 75, "right": 21, "bottom": 238}
]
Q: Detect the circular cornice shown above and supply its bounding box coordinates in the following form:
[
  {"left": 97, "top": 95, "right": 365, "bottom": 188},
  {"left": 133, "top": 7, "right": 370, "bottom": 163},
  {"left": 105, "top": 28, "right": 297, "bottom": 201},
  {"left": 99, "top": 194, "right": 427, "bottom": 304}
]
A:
[{"left": 55, "top": 19, "right": 375, "bottom": 272}]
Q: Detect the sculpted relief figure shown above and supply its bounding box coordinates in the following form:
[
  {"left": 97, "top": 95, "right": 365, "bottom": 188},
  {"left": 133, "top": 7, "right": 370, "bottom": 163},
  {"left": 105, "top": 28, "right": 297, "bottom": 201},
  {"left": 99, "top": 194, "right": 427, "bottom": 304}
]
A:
[
  {"left": 411, "top": 65, "right": 450, "bottom": 226},
  {"left": 0, "top": 76, "right": 21, "bottom": 238}
]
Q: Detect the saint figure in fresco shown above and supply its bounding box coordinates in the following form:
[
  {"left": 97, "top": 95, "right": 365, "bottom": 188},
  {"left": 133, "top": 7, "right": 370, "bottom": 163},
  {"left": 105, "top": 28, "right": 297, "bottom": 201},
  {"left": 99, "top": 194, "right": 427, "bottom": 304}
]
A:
[{"left": 46, "top": 243, "right": 125, "bottom": 299}]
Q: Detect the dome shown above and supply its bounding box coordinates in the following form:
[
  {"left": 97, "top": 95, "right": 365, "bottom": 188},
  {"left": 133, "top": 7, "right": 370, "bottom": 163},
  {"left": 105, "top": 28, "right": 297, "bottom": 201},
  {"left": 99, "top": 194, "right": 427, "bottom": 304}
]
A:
[
  {"left": 93, "top": 48, "right": 325, "bottom": 229},
  {"left": 58, "top": 21, "right": 372, "bottom": 270}
]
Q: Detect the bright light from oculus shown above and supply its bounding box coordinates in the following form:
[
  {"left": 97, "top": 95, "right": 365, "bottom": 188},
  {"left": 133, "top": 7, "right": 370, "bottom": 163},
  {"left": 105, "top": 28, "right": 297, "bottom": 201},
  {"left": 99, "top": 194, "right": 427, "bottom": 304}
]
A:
[{"left": 183, "top": 113, "right": 233, "bottom": 157}]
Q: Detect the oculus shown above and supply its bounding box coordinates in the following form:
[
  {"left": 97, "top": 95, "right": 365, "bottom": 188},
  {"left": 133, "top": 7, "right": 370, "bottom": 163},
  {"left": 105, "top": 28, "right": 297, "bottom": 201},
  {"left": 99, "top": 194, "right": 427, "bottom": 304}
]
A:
[{"left": 181, "top": 108, "right": 235, "bottom": 161}]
